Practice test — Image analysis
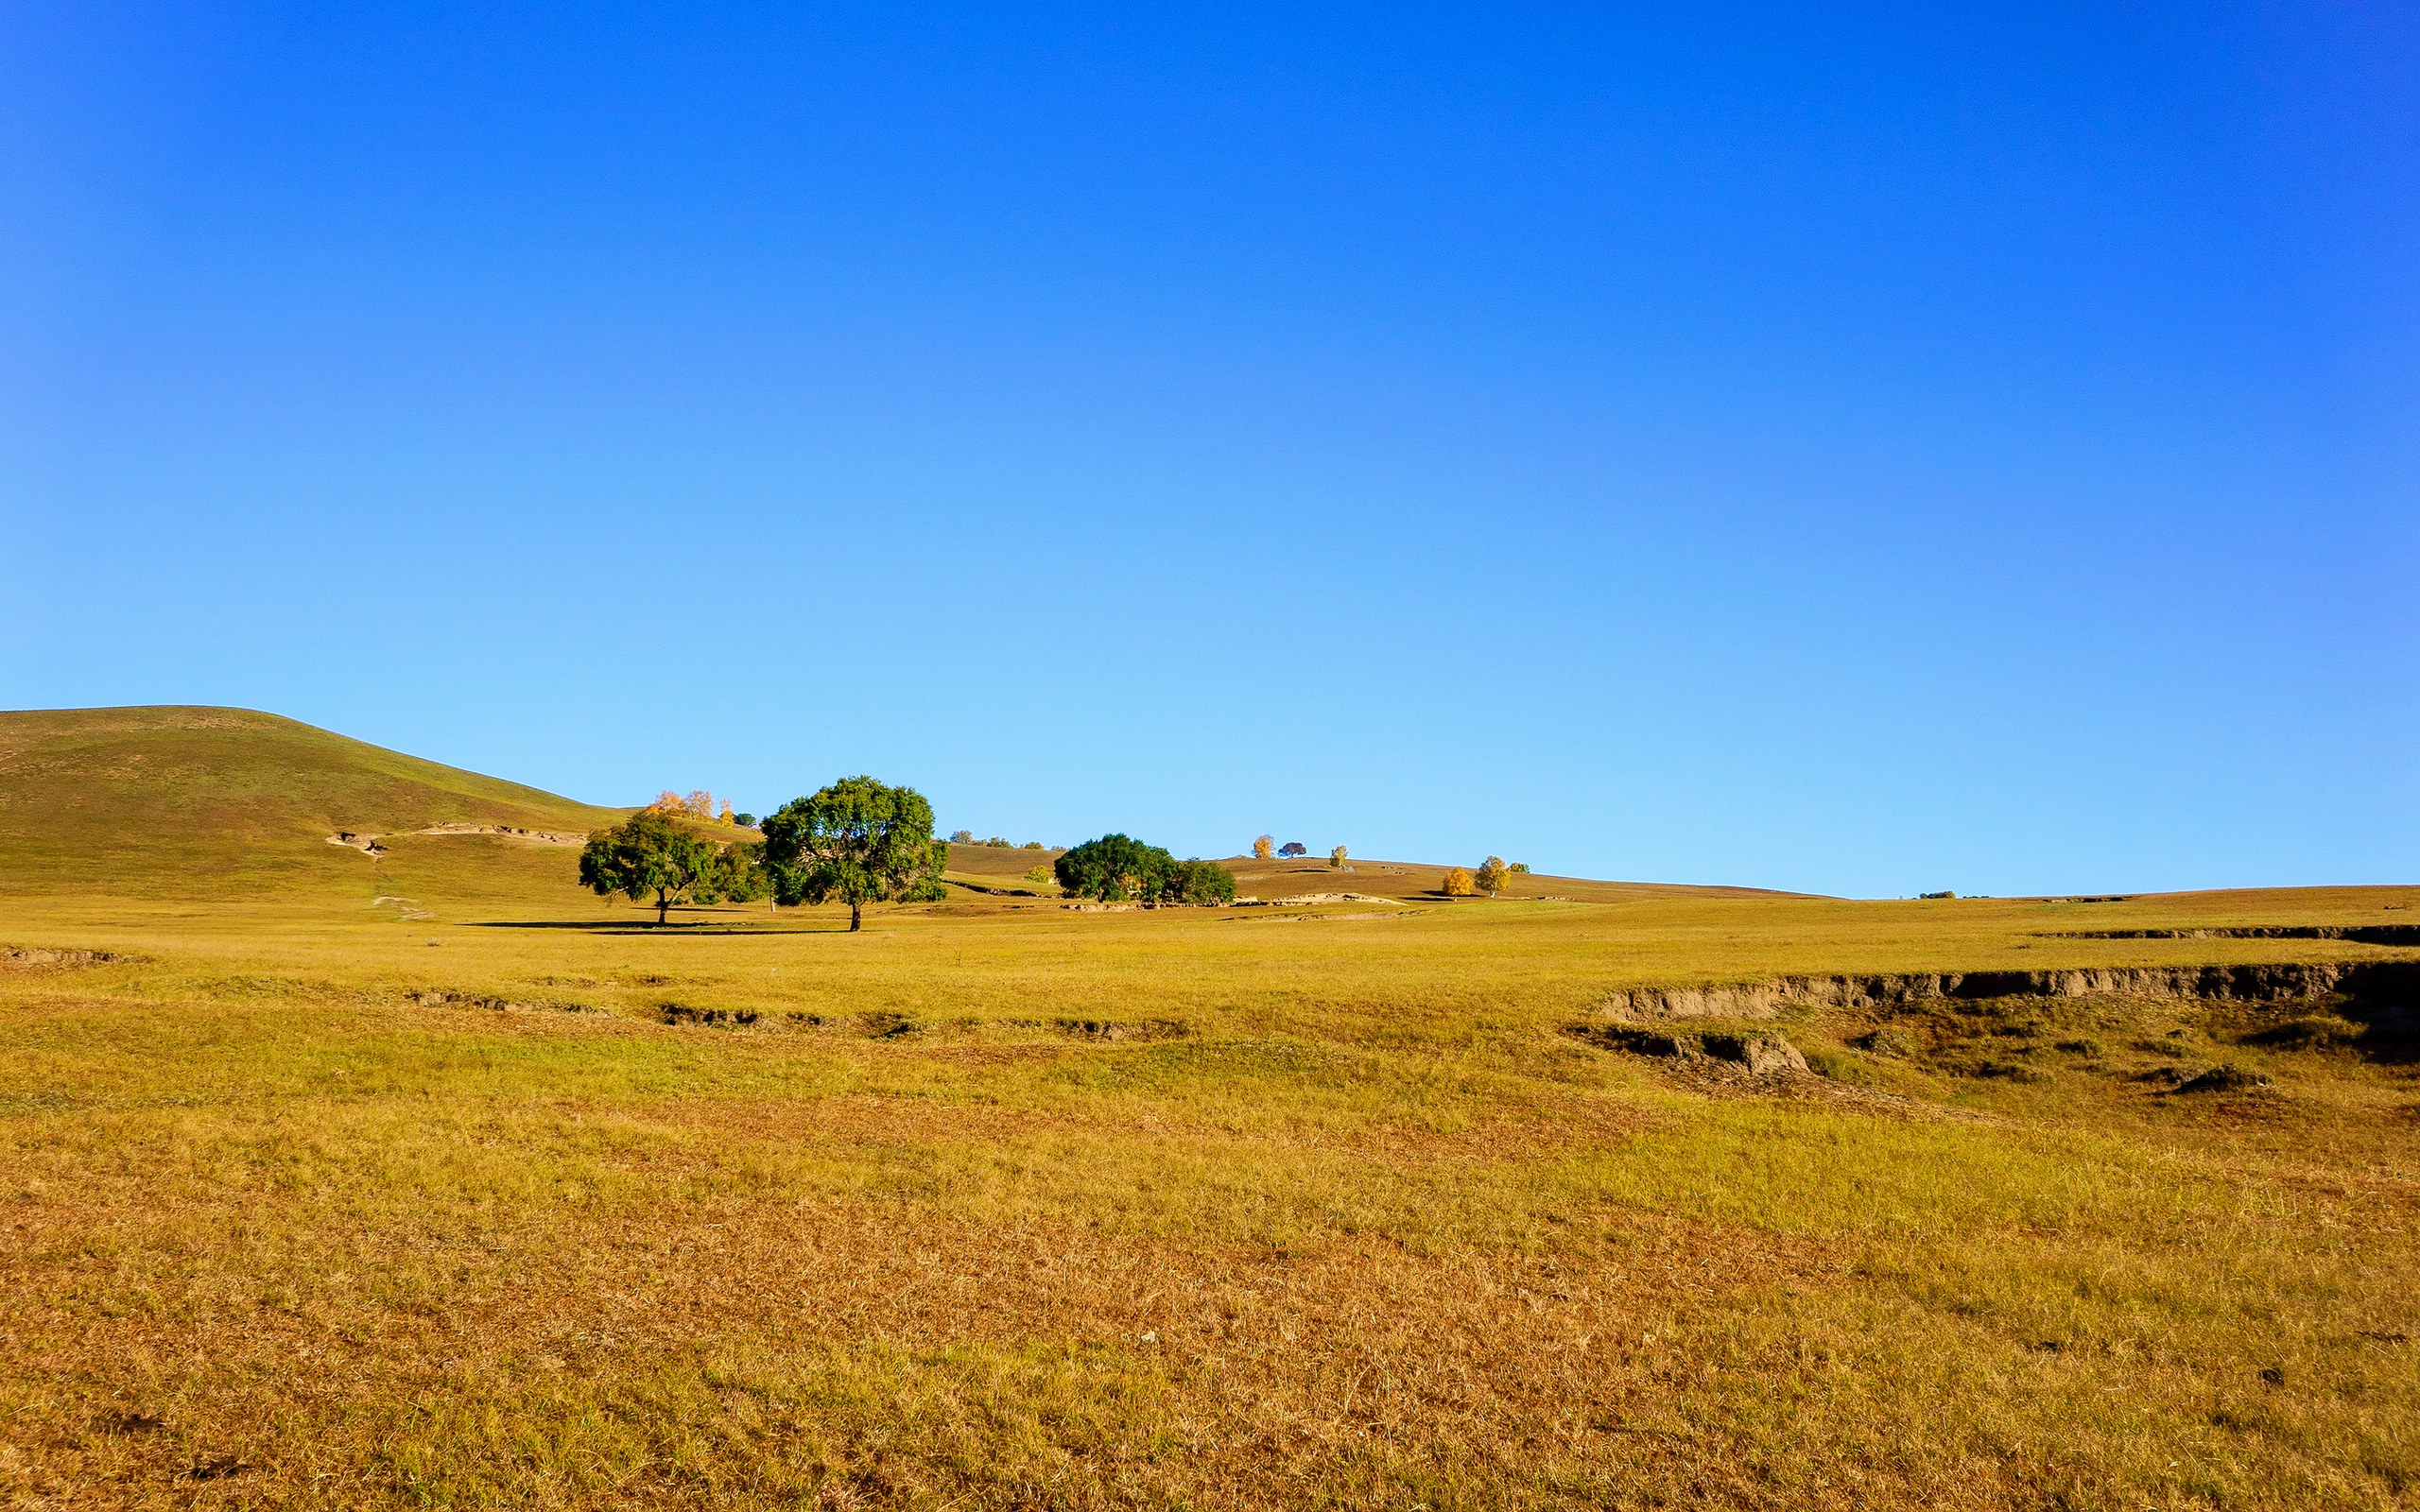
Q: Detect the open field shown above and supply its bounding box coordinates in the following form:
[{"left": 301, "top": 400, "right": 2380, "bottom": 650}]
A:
[{"left": 2, "top": 711, "right": 2416, "bottom": 1508}]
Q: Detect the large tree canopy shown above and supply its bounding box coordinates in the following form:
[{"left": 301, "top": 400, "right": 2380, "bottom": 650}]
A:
[
  {"left": 1053, "top": 833, "right": 1170, "bottom": 902},
  {"left": 759, "top": 776, "right": 946, "bottom": 932},
  {"left": 579, "top": 812, "right": 722, "bottom": 925},
  {"left": 1055, "top": 835, "right": 1235, "bottom": 904}
]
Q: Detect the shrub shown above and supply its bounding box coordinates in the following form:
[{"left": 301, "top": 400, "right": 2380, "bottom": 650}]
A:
[{"left": 1441, "top": 867, "right": 1476, "bottom": 897}]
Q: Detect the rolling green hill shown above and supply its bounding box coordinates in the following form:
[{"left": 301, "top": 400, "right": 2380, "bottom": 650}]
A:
[{"left": 0, "top": 706, "right": 627, "bottom": 899}]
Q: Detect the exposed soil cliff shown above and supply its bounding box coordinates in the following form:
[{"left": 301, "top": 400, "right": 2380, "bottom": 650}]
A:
[{"left": 1597, "top": 962, "right": 2420, "bottom": 1022}]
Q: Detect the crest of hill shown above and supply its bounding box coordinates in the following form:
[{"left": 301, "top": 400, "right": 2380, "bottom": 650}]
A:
[
  {"left": 1220, "top": 854, "right": 1804, "bottom": 904},
  {"left": 0, "top": 706, "right": 627, "bottom": 898}
]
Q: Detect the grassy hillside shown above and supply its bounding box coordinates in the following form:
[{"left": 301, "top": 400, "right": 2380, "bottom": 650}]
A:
[
  {"left": 0, "top": 706, "right": 627, "bottom": 899},
  {"left": 1224, "top": 852, "right": 1800, "bottom": 903}
]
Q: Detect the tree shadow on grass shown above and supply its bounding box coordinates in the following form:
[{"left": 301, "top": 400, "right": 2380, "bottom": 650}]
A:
[{"left": 466, "top": 919, "right": 856, "bottom": 935}]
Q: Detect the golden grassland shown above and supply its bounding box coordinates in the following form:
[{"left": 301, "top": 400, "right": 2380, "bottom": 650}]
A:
[{"left": 2, "top": 710, "right": 2416, "bottom": 1508}]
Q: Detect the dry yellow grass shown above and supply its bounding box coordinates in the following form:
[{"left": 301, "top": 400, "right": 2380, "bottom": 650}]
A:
[{"left": 2, "top": 710, "right": 2415, "bottom": 1507}]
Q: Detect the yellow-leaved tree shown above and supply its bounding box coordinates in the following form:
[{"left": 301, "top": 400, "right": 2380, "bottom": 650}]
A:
[
  {"left": 1474, "top": 856, "right": 1510, "bottom": 895},
  {"left": 1441, "top": 866, "right": 1475, "bottom": 897},
  {"left": 1252, "top": 834, "right": 1274, "bottom": 860}
]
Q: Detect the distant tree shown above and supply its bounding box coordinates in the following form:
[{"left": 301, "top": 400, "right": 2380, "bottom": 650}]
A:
[
  {"left": 1510, "top": 862, "right": 1530, "bottom": 874},
  {"left": 733, "top": 812, "right": 756, "bottom": 829},
  {"left": 760, "top": 777, "right": 948, "bottom": 932},
  {"left": 983, "top": 835, "right": 1011, "bottom": 848},
  {"left": 1168, "top": 858, "right": 1237, "bottom": 904},
  {"left": 1440, "top": 866, "right": 1476, "bottom": 898},
  {"left": 1023, "top": 840, "right": 1046, "bottom": 850},
  {"left": 683, "top": 790, "right": 715, "bottom": 819},
  {"left": 1329, "top": 845, "right": 1348, "bottom": 870},
  {"left": 1253, "top": 834, "right": 1274, "bottom": 860},
  {"left": 1474, "top": 856, "right": 1510, "bottom": 895},
  {"left": 717, "top": 800, "right": 735, "bottom": 826},
  {"left": 951, "top": 830, "right": 975, "bottom": 845},
  {"left": 697, "top": 841, "right": 769, "bottom": 903},
  {"left": 579, "top": 812, "right": 720, "bottom": 925},
  {"left": 1278, "top": 841, "right": 1308, "bottom": 858},
  {"left": 1055, "top": 833, "right": 1177, "bottom": 902},
  {"left": 648, "top": 790, "right": 685, "bottom": 816},
  {"left": 1023, "top": 863, "right": 1054, "bottom": 885}
]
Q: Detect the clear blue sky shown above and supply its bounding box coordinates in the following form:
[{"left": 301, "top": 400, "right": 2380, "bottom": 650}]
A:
[{"left": 4, "top": 4, "right": 2413, "bottom": 896}]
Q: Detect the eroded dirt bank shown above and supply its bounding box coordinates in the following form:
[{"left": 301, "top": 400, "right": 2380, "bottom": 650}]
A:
[
  {"left": 1597, "top": 961, "right": 2420, "bottom": 1021},
  {"left": 2047, "top": 924, "right": 2420, "bottom": 946}
]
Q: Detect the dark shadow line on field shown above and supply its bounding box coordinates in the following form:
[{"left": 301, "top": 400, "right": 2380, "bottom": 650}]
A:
[{"left": 464, "top": 921, "right": 856, "bottom": 936}]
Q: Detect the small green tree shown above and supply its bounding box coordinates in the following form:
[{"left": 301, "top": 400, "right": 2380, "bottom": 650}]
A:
[
  {"left": 1168, "top": 858, "right": 1236, "bottom": 904},
  {"left": 579, "top": 812, "right": 720, "bottom": 925},
  {"left": 698, "top": 841, "right": 769, "bottom": 903},
  {"left": 1474, "top": 856, "right": 1510, "bottom": 895},
  {"left": 760, "top": 777, "right": 948, "bottom": 932}
]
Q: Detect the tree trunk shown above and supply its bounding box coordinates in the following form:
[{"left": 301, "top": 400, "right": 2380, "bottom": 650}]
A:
[
  {"left": 849, "top": 901, "right": 863, "bottom": 932},
  {"left": 657, "top": 895, "right": 669, "bottom": 925}
]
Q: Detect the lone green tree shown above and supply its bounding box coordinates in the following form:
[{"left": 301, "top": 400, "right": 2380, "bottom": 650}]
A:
[
  {"left": 760, "top": 777, "right": 947, "bottom": 932},
  {"left": 1054, "top": 833, "right": 1176, "bottom": 902},
  {"left": 1054, "top": 836, "right": 1234, "bottom": 904},
  {"left": 579, "top": 812, "right": 720, "bottom": 925},
  {"left": 1055, "top": 836, "right": 1176, "bottom": 895}
]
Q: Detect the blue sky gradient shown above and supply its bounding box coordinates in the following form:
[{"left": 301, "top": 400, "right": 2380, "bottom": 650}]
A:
[{"left": 4, "top": 4, "right": 2413, "bottom": 895}]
